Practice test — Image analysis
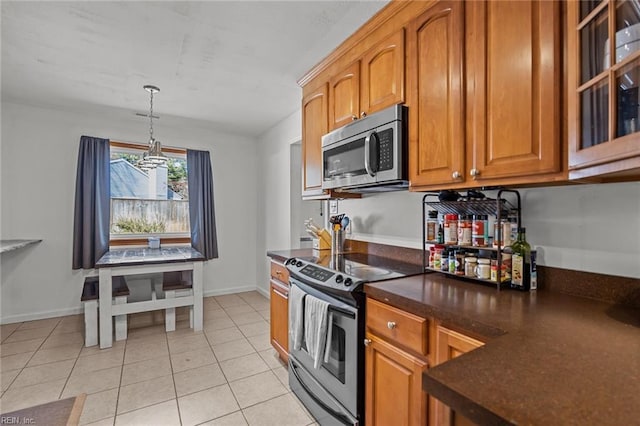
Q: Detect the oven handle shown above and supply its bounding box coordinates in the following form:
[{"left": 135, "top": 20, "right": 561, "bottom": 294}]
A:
[
  {"left": 289, "top": 359, "right": 354, "bottom": 425},
  {"left": 329, "top": 305, "right": 355, "bottom": 319},
  {"left": 364, "top": 130, "right": 379, "bottom": 177}
]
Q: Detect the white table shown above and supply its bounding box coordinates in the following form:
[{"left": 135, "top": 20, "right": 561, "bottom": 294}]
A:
[{"left": 95, "top": 247, "right": 205, "bottom": 349}]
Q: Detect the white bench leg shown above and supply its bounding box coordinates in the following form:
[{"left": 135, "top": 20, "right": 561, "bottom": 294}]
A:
[
  {"left": 165, "top": 290, "right": 176, "bottom": 332},
  {"left": 114, "top": 296, "right": 128, "bottom": 341},
  {"left": 84, "top": 300, "right": 98, "bottom": 347}
]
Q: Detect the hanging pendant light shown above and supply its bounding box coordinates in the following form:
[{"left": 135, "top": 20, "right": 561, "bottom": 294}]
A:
[{"left": 137, "top": 85, "right": 167, "bottom": 170}]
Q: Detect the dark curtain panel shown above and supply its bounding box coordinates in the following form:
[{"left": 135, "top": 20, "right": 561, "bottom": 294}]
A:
[
  {"left": 187, "top": 149, "right": 219, "bottom": 259},
  {"left": 72, "top": 136, "right": 111, "bottom": 269}
]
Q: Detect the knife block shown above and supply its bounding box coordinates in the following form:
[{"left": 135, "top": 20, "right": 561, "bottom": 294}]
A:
[{"left": 313, "top": 229, "right": 332, "bottom": 251}]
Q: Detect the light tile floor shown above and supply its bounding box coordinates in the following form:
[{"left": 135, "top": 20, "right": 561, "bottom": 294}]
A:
[{"left": 0, "top": 291, "right": 317, "bottom": 426}]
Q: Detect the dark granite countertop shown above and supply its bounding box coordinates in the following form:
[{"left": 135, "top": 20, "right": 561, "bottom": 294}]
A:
[
  {"left": 267, "top": 248, "right": 424, "bottom": 278},
  {"left": 96, "top": 246, "right": 204, "bottom": 268},
  {"left": 365, "top": 273, "right": 640, "bottom": 425}
]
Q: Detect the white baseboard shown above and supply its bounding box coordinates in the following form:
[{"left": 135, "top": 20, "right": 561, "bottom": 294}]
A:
[
  {"left": 1, "top": 285, "right": 267, "bottom": 325},
  {"left": 203, "top": 284, "right": 259, "bottom": 298},
  {"left": 1, "top": 306, "right": 84, "bottom": 325}
]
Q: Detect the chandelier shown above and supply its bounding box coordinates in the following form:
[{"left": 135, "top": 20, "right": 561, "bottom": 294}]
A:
[{"left": 137, "top": 85, "right": 167, "bottom": 171}]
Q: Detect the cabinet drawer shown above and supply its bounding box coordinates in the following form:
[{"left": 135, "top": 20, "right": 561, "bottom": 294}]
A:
[
  {"left": 366, "top": 298, "right": 428, "bottom": 356},
  {"left": 270, "top": 261, "right": 289, "bottom": 283}
]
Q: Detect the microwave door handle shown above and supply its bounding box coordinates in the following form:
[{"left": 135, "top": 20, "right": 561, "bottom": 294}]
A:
[{"left": 364, "top": 131, "right": 379, "bottom": 177}]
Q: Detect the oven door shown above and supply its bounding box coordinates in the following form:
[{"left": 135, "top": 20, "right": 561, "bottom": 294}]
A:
[
  {"left": 322, "top": 121, "right": 401, "bottom": 190},
  {"left": 288, "top": 278, "right": 359, "bottom": 419}
]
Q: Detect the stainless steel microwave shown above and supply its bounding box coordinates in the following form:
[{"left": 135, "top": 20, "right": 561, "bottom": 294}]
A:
[{"left": 321, "top": 104, "right": 408, "bottom": 193}]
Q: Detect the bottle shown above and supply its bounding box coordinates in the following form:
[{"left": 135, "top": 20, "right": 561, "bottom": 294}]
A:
[
  {"left": 441, "top": 249, "right": 450, "bottom": 272},
  {"left": 448, "top": 250, "right": 456, "bottom": 273},
  {"left": 510, "top": 227, "right": 532, "bottom": 290},
  {"left": 426, "top": 211, "right": 438, "bottom": 242},
  {"left": 437, "top": 222, "right": 444, "bottom": 244}
]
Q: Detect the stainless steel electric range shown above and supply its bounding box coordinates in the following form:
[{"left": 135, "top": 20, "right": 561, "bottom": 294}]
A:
[{"left": 285, "top": 254, "right": 423, "bottom": 425}]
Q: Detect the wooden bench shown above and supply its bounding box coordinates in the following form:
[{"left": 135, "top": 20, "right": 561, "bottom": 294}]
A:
[
  {"left": 81, "top": 276, "right": 129, "bottom": 346},
  {"left": 162, "top": 271, "right": 193, "bottom": 332}
]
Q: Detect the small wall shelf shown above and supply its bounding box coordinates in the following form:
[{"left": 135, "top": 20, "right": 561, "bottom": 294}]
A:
[{"left": 0, "top": 239, "right": 42, "bottom": 254}]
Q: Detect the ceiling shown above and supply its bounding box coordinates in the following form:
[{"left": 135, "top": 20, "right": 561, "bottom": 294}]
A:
[{"left": 1, "top": 1, "right": 387, "bottom": 137}]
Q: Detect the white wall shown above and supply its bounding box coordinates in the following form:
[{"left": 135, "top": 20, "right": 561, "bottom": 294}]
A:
[
  {"left": 1, "top": 101, "right": 259, "bottom": 323},
  {"left": 256, "top": 109, "right": 302, "bottom": 294},
  {"left": 259, "top": 109, "right": 640, "bottom": 281}
]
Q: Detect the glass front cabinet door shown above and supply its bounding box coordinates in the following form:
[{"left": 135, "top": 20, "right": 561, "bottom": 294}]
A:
[{"left": 568, "top": 0, "right": 640, "bottom": 180}]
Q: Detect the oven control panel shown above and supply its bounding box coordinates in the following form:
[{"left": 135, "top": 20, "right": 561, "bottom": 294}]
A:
[{"left": 285, "top": 258, "right": 363, "bottom": 291}]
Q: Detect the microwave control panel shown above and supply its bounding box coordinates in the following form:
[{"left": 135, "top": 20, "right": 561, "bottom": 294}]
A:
[{"left": 378, "top": 128, "right": 393, "bottom": 171}]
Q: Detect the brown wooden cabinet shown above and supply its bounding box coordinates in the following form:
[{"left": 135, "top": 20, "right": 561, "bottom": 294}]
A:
[
  {"left": 301, "top": 83, "right": 329, "bottom": 199},
  {"left": 433, "top": 325, "right": 484, "bottom": 426},
  {"left": 365, "top": 333, "right": 428, "bottom": 426},
  {"left": 360, "top": 29, "right": 406, "bottom": 118},
  {"left": 329, "top": 30, "right": 406, "bottom": 132},
  {"left": 409, "top": 0, "right": 564, "bottom": 190},
  {"left": 365, "top": 298, "right": 429, "bottom": 426},
  {"left": 567, "top": 0, "right": 640, "bottom": 181},
  {"left": 269, "top": 260, "right": 289, "bottom": 362},
  {"left": 407, "top": 0, "right": 465, "bottom": 188},
  {"left": 329, "top": 61, "right": 360, "bottom": 130}
]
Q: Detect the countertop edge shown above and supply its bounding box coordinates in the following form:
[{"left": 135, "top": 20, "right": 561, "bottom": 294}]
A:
[{"left": 422, "top": 371, "right": 513, "bottom": 426}]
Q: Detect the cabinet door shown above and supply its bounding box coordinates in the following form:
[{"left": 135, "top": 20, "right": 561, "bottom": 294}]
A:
[
  {"left": 365, "top": 333, "right": 428, "bottom": 426},
  {"left": 329, "top": 61, "right": 360, "bottom": 130},
  {"left": 301, "top": 84, "right": 329, "bottom": 198},
  {"left": 407, "top": 1, "right": 465, "bottom": 188},
  {"left": 567, "top": 0, "right": 640, "bottom": 179},
  {"left": 270, "top": 280, "right": 289, "bottom": 362},
  {"left": 361, "top": 29, "right": 406, "bottom": 116},
  {"left": 466, "top": 0, "right": 562, "bottom": 181},
  {"left": 434, "top": 326, "right": 484, "bottom": 426}
]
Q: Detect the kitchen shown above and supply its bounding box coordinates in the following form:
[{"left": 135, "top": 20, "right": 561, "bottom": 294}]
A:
[{"left": 2, "top": 1, "right": 640, "bottom": 425}]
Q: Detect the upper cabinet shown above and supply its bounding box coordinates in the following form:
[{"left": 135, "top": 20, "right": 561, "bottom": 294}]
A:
[
  {"left": 361, "top": 30, "right": 406, "bottom": 118},
  {"left": 567, "top": 0, "right": 640, "bottom": 180},
  {"left": 410, "top": 0, "right": 564, "bottom": 190},
  {"left": 302, "top": 83, "right": 328, "bottom": 198},
  {"left": 329, "top": 30, "right": 406, "bottom": 131},
  {"left": 408, "top": 1, "right": 466, "bottom": 187}
]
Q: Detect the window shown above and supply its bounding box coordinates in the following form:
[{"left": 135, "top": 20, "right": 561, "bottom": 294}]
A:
[{"left": 109, "top": 141, "right": 190, "bottom": 243}]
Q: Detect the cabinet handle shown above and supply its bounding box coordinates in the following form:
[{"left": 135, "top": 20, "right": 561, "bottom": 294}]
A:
[
  {"left": 452, "top": 171, "right": 461, "bottom": 179},
  {"left": 351, "top": 115, "right": 358, "bottom": 121},
  {"left": 364, "top": 338, "right": 371, "bottom": 346},
  {"left": 387, "top": 321, "right": 396, "bottom": 329},
  {"left": 275, "top": 270, "right": 282, "bottom": 276},
  {"left": 470, "top": 168, "right": 480, "bottom": 177},
  {"left": 361, "top": 111, "right": 367, "bottom": 118},
  {"left": 272, "top": 286, "right": 288, "bottom": 298}
]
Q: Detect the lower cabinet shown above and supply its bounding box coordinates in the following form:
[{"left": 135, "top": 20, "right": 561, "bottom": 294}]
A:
[
  {"left": 433, "top": 326, "right": 485, "bottom": 426},
  {"left": 365, "top": 298, "right": 429, "bottom": 426},
  {"left": 365, "top": 333, "right": 428, "bottom": 426},
  {"left": 269, "top": 280, "right": 289, "bottom": 362},
  {"left": 365, "top": 298, "right": 485, "bottom": 426},
  {"left": 269, "top": 259, "right": 289, "bottom": 362}
]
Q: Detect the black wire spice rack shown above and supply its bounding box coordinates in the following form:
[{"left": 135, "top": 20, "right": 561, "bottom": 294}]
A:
[{"left": 421, "top": 188, "right": 522, "bottom": 290}]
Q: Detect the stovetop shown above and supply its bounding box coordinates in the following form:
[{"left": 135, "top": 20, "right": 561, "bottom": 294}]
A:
[{"left": 285, "top": 252, "right": 424, "bottom": 294}]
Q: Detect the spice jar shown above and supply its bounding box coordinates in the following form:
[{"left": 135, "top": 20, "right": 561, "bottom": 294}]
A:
[
  {"left": 457, "top": 214, "right": 472, "bottom": 246},
  {"left": 426, "top": 211, "right": 438, "bottom": 242},
  {"left": 443, "top": 214, "right": 458, "bottom": 244},
  {"left": 455, "top": 251, "right": 465, "bottom": 275},
  {"left": 464, "top": 256, "right": 477, "bottom": 277},
  {"left": 475, "top": 258, "right": 491, "bottom": 279},
  {"left": 472, "top": 215, "right": 488, "bottom": 247}
]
